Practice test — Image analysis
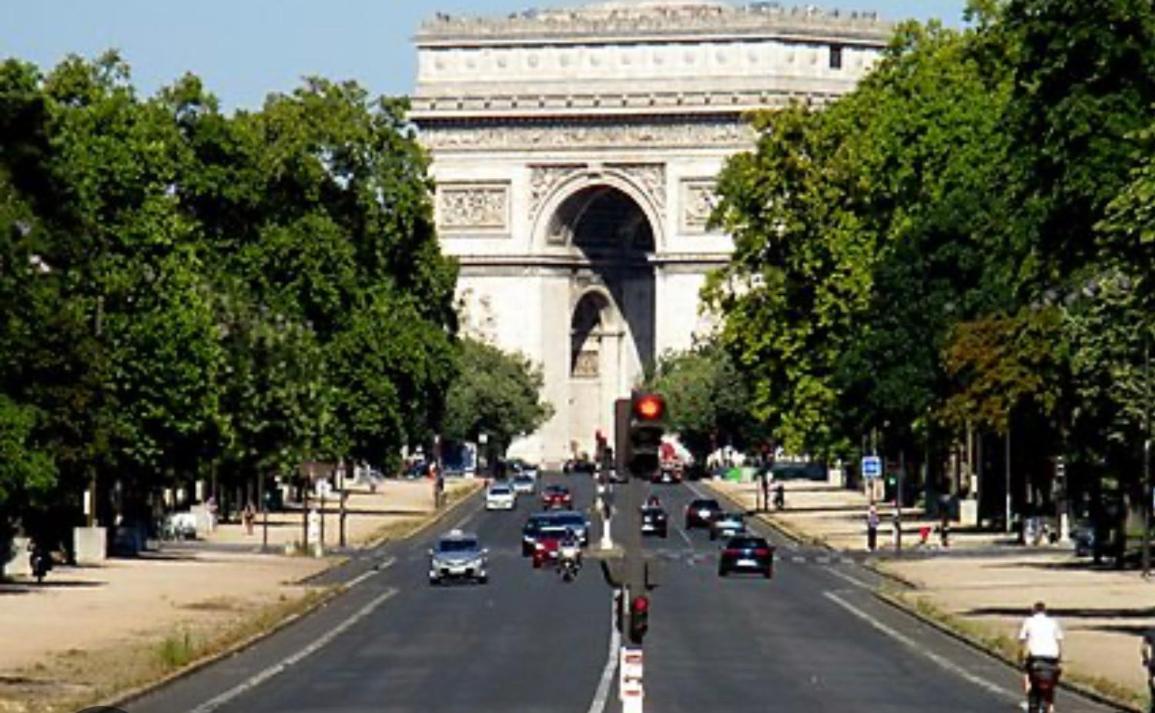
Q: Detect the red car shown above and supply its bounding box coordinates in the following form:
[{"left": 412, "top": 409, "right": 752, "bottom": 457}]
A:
[
  {"left": 541, "top": 485, "right": 573, "bottom": 510},
  {"left": 531, "top": 526, "right": 567, "bottom": 568}
]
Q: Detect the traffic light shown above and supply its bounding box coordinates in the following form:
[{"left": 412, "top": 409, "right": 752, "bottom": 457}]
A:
[
  {"left": 628, "top": 594, "right": 649, "bottom": 644},
  {"left": 629, "top": 392, "right": 665, "bottom": 478}
]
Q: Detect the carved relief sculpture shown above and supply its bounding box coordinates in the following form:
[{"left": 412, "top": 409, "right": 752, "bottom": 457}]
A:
[
  {"left": 682, "top": 179, "right": 719, "bottom": 233},
  {"left": 437, "top": 183, "right": 510, "bottom": 232}
]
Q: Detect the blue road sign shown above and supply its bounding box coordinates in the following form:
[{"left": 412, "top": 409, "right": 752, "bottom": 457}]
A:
[{"left": 862, "top": 456, "right": 882, "bottom": 479}]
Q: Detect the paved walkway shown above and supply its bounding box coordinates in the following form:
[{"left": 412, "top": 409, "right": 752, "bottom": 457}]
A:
[
  {"left": 0, "top": 479, "right": 478, "bottom": 713},
  {"left": 707, "top": 476, "right": 1154, "bottom": 708}
]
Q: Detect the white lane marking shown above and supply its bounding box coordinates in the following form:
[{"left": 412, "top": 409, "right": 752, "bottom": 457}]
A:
[
  {"left": 587, "top": 593, "right": 623, "bottom": 713},
  {"left": 823, "top": 565, "right": 872, "bottom": 591},
  {"left": 345, "top": 556, "right": 395, "bottom": 589},
  {"left": 823, "top": 592, "right": 1016, "bottom": 702},
  {"left": 189, "top": 588, "right": 398, "bottom": 713},
  {"left": 791, "top": 555, "right": 806, "bottom": 564},
  {"left": 451, "top": 511, "right": 475, "bottom": 531},
  {"left": 677, "top": 526, "right": 694, "bottom": 548}
]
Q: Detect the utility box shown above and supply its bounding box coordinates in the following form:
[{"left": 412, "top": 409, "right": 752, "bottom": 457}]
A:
[{"left": 74, "top": 526, "right": 107, "bottom": 565}]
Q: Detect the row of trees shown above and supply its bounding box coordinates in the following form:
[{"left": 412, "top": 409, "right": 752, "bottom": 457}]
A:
[
  {"left": 703, "top": 0, "right": 1155, "bottom": 520},
  {"left": 0, "top": 54, "right": 549, "bottom": 548}
]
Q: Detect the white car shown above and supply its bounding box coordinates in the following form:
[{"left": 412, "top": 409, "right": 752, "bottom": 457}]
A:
[
  {"left": 510, "top": 474, "right": 536, "bottom": 495},
  {"left": 485, "top": 483, "right": 517, "bottom": 511}
]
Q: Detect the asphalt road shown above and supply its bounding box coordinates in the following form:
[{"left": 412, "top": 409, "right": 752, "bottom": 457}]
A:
[{"left": 126, "top": 473, "right": 1120, "bottom": 713}]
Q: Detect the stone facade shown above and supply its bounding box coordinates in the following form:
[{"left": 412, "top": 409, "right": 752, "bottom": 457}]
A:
[{"left": 412, "top": 0, "right": 890, "bottom": 465}]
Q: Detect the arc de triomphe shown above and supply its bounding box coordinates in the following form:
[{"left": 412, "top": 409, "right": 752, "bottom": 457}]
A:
[{"left": 411, "top": 0, "right": 890, "bottom": 465}]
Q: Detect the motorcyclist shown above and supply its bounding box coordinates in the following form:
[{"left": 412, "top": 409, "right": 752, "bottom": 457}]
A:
[
  {"left": 646, "top": 494, "right": 661, "bottom": 508},
  {"left": 1019, "top": 601, "right": 1063, "bottom": 713},
  {"left": 557, "top": 528, "right": 582, "bottom": 572}
]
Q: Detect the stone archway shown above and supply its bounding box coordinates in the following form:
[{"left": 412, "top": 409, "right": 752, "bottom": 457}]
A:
[{"left": 554, "top": 184, "right": 657, "bottom": 457}]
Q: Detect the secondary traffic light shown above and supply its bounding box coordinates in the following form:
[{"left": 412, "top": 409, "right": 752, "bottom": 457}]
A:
[
  {"left": 629, "top": 392, "right": 665, "bottom": 478},
  {"left": 628, "top": 594, "right": 649, "bottom": 644}
]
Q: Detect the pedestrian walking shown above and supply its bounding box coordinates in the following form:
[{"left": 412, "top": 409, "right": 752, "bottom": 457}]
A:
[
  {"left": 866, "top": 505, "right": 879, "bottom": 552},
  {"left": 242, "top": 501, "right": 255, "bottom": 535}
]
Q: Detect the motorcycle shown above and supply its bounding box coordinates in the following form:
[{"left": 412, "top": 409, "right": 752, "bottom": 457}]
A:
[
  {"left": 557, "top": 544, "right": 582, "bottom": 582},
  {"left": 1025, "top": 658, "right": 1061, "bottom": 713},
  {"left": 29, "top": 545, "right": 52, "bottom": 584}
]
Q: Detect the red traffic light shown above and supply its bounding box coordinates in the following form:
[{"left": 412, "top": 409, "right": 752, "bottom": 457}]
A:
[
  {"left": 631, "top": 595, "right": 649, "bottom": 614},
  {"left": 633, "top": 394, "right": 665, "bottom": 421}
]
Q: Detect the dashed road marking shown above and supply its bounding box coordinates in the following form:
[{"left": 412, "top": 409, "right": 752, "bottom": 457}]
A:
[
  {"left": 344, "top": 556, "right": 395, "bottom": 589},
  {"left": 823, "top": 565, "right": 872, "bottom": 591},
  {"left": 188, "top": 588, "right": 398, "bottom": 713},
  {"left": 823, "top": 591, "right": 1015, "bottom": 703}
]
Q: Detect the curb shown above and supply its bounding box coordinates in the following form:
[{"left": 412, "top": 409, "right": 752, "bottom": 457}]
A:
[
  {"left": 872, "top": 590, "right": 1140, "bottom": 713},
  {"left": 104, "top": 482, "right": 483, "bottom": 709}
]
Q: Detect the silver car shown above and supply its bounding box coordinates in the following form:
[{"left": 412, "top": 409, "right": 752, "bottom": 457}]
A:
[
  {"left": 511, "top": 473, "right": 536, "bottom": 495},
  {"left": 709, "top": 512, "right": 747, "bottom": 541},
  {"left": 428, "top": 530, "right": 488, "bottom": 585}
]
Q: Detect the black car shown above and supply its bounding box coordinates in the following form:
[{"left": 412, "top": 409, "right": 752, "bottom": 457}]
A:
[
  {"left": 684, "top": 498, "right": 722, "bottom": 529},
  {"left": 640, "top": 506, "right": 668, "bottom": 538},
  {"left": 718, "top": 535, "right": 774, "bottom": 578}
]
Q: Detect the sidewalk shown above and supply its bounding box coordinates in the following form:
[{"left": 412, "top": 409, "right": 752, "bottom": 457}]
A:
[
  {"left": 202, "top": 478, "right": 454, "bottom": 550},
  {"left": 705, "top": 477, "right": 1152, "bottom": 709},
  {"left": 1, "top": 478, "right": 478, "bottom": 713}
]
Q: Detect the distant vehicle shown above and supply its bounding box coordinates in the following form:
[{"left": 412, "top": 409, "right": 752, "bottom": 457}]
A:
[
  {"left": 565, "top": 459, "right": 597, "bottom": 476},
  {"left": 652, "top": 464, "right": 682, "bottom": 484},
  {"left": 485, "top": 483, "right": 516, "bottom": 511},
  {"left": 1071, "top": 521, "right": 1095, "bottom": 557},
  {"left": 541, "top": 484, "right": 573, "bottom": 510},
  {"left": 162, "top": 512, "right": 198, "bottom": 540},
  {"left": 402, "top": 461, "right": 428, "bottom": 480},
  {"left": 429, "top": 530, "right": 488, "bottom": 585},
  {"left": 511, "top": 473, "right": 536, "bottom": 495},
  {"left": 640, "top": 505, "right": 668, "bottom": 538},
  {"left": 718, "top": 535, "right": 774, "bottom": 578},
  {"left": 684, "top": 498, "right": 723, "bottom": 530},
  {"left": 709, "top": 512, "right": 747, "bottom": 541}
]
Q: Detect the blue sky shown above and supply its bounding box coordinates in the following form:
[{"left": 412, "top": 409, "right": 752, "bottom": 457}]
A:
[{"left": 2, "top": 0, "right": 967, "bottom": 111}]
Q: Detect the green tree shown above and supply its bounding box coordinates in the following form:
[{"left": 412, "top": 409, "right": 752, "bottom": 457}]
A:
[
  {"left": 442, "top": 338, "right": 552, "bottom": 455},
  {"left": 645, "top": 343, "right": 762, "bottom": 463}
]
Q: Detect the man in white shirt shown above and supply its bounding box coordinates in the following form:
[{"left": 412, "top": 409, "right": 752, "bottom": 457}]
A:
[{"left": 1018, "top": 601, "right": 1063, "bottom": 711}]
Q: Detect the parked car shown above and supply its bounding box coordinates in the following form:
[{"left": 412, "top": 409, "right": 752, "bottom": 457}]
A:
[{"left": 718, "top": 535, "right": 774, "bottom": 578}]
